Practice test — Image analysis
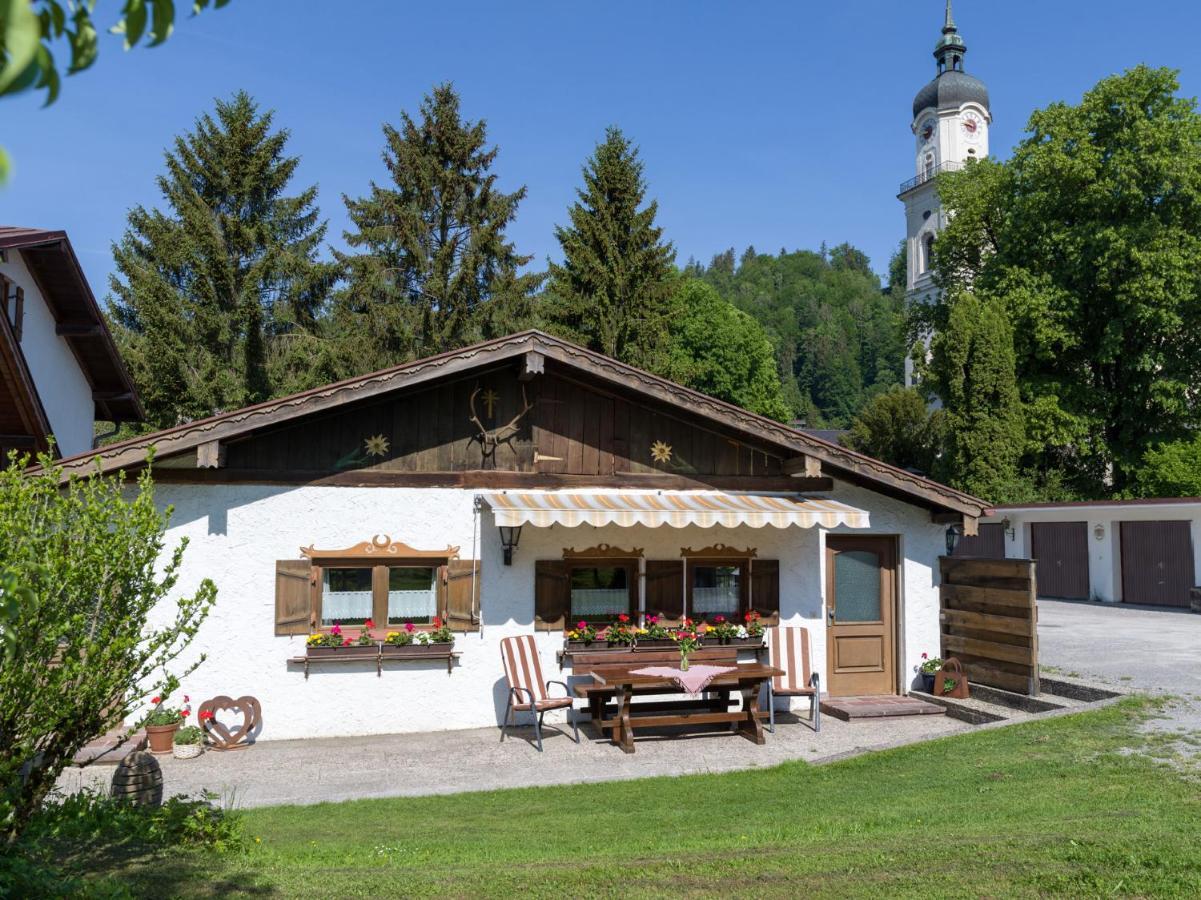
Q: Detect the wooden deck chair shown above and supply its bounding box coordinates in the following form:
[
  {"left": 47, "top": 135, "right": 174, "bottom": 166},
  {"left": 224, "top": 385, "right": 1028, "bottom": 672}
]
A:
[
  {"left": 765, "top": 626, "right": 821, "bottom": 733},
  {"left": 500, "top": 635, "right": 579, "bottom": 752}
]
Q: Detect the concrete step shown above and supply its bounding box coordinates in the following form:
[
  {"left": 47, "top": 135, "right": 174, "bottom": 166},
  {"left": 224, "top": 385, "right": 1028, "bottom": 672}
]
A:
[
  {"left": 820, "top": 695, "right": 946, "bottom": 721},
  {"left": 73, "top": 728, "right": 147, "bottom": 766}
]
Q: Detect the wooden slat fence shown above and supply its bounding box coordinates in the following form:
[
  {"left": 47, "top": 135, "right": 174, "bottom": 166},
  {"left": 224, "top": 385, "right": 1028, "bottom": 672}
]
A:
[{"left": 939, "top": 556, "right": 1039, "bottom": 696}]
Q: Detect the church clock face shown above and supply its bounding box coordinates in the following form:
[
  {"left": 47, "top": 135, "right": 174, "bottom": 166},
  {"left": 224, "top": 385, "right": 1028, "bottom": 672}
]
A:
[
  {"left": 919, "top": 120, "right": 936, "bottom": 143},
  {"left": 961, "top": 111, "right": 984, "bottom": 143}
]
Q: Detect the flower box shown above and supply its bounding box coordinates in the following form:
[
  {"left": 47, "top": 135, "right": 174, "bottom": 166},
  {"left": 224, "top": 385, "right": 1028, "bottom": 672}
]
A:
[
  {"left": 633, "top": 639, "right": 678, "bottom": 649},
  {"left": 306, "top": 646, "right": 378, "bottom": 660},
  {"left": 381, "top": 642, "right": 454, "bottom": 658},
  {"left": 564, "top": 640, "right": 607, "bottom": 651},
  {"left": 706, "top": 637, "right": 765, "bottom": 648}
]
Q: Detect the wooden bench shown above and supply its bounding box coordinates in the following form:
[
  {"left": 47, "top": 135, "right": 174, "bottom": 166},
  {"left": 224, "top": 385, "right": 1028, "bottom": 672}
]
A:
[{"left": 572, "top": 648, "right": 740, "bottom": 726}]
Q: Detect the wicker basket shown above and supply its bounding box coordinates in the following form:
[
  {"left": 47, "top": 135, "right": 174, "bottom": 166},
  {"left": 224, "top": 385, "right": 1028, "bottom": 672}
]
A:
[{"left": 173, "top": 741, "right": 203, "bottom": 759}]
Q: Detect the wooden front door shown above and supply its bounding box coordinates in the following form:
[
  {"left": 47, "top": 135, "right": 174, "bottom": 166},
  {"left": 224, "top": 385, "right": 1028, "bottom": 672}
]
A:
[
  {"left": 825, "top": 536, "right": 897, "bottom": 697},
  {"left": 1030, "top": 522, "right": 1089, "bottom": 600},
  {"left": 1120, "top": 520, "right": 1196, "bottom": 607}
]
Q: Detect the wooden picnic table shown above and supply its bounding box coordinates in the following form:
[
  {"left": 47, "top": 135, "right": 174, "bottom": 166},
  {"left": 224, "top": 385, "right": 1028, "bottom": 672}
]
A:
[{"left": 589, "top": 662, "right": 784, "bottom": 754}]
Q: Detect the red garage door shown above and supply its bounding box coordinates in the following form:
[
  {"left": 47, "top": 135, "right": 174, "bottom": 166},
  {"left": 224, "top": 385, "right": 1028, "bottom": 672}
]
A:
[
  {"left": 953, "top": 522, "right": 1006, "bottom": 559},
  {"left": 1030, "top": 522, "right": 1090, "bottom": 600},
  {"left": 1120, "top": 521, "right": 1196, "bottom": 607}
]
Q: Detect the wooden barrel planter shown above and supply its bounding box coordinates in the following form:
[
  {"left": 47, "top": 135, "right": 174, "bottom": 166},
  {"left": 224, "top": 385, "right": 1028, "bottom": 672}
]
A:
[{"left": 110, "top": 751, "right": 163, "bottom": 807}]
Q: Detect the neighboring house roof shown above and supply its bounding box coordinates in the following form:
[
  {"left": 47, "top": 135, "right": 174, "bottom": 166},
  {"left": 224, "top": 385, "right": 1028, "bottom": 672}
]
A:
[
  {"left": 991, "top": 497, "right": 1201, "bottom": 514},
  {"left": 0, "top": 227, "right": 143, "bottom": 423},
  {"left": 50, "top": 330, "right": 988, "bottom": 518}
]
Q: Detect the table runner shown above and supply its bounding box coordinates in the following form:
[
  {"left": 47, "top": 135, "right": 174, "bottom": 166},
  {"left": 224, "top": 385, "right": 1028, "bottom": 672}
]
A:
[{"left": 630, "top": 665, "right": 737, "bottom": 696}]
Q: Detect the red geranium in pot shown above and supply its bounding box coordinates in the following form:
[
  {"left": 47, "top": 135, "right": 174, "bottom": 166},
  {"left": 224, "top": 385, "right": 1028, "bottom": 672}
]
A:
[{"left": 145, "top": 694, "right": 192, "bottom": 754}]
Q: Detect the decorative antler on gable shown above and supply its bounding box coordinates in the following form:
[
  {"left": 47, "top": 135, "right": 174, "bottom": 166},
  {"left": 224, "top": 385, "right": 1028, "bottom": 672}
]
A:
[{"left": 469, "top": 383, "right": 533, "bottom": 466}]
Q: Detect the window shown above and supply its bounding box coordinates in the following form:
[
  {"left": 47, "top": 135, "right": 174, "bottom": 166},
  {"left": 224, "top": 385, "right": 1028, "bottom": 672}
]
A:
[
  {"left": 922, "top": 233, "right": 936, "bottom": 273},
  {"left": 321, "top": 567, "right": 373, "bottom": 625},
  {"left": 691, "top": 564, "right": 743, "bottom": 618},
  {"left": 569, "top": 564, "right": 634, "bottom": 622},
  {"left": 318, "top": 564, "right": 438, "bottom": 627},
  {"left": 387, "top": 566, "right": 437, "bottom": 624},
  {"left": 0, "top": 274, "right": 22, "bottom": 341},
  {"left": 924, "top": 154, "right": 935, "bottom": 179}
]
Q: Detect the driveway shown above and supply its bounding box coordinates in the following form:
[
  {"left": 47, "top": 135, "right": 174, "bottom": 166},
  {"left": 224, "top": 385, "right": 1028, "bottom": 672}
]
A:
[{"left": 1038, "top": 598, "right": 1201, "bottom": 740}]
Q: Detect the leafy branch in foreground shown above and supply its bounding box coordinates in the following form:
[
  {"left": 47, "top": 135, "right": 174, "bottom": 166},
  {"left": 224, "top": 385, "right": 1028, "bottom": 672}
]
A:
[
  {"left": 0, "top": 0, "right": 233, "bottom": 182},
  {"left": 0, "top": 453, "right": 216, "bottom": 845}
]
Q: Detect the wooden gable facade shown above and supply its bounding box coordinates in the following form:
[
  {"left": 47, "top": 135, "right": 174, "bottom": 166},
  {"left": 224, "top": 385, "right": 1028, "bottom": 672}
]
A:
[{"left": 158, "top": 355, "right": 812, "bottom": 490}]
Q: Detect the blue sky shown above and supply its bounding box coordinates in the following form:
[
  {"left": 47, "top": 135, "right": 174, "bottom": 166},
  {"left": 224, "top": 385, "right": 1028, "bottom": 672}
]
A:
[{"left": 3, "top": 0, "right": 1200, "bottom": 295}]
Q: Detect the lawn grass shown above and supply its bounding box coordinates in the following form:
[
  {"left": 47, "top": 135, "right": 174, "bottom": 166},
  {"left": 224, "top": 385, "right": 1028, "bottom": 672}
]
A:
[{"left": 82, "top": 697, "right": 1201, "bottom": 898}]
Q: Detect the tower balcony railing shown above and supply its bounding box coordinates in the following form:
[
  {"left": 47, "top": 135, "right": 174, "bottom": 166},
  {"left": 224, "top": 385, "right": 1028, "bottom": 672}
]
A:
[{"left": 899, "top": 160, "right": 963, "bottom": 196}]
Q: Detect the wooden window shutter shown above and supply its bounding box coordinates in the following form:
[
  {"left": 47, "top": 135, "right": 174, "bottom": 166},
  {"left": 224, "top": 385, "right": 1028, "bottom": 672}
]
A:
[
  {"left": 275, "top": 560, "right": 313, "bottom": 635},
  {"left": 645, "top": 560, "right": 684, "bottom": 624},
  {"left": 751, "top": 559, "right": 781, "bottom": 625},
  {"left": 534, "top": 560, "right": 569, "bottom": 632},
  {"left": 445, "top": 559, "right": 481, "bottom": 632}
]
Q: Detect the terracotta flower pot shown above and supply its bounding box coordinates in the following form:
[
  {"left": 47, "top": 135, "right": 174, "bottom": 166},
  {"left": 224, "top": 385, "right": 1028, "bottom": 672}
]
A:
[{"left": 146, "top": 723, "right": 179, "bottom": 754}]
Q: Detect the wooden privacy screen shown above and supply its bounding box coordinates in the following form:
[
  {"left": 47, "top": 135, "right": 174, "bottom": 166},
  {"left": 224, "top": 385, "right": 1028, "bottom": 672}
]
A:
[{"left": 939, "top": 557, "right": 1040, "bottom": 696}]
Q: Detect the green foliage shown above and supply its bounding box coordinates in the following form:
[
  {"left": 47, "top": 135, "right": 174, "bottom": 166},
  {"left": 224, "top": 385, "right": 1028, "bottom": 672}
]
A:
[
  {"left": 543, "top": 127, "right": 677, "bottom": 373},
  {"left": 695, "top": 244, "right": 906, "bottom": 426},
  {"left": 0, "top": 1, "right": 232, "bottom": 184},
  {"left": 933, "top": 66, "right": 1201, "bottom": 497},
  {"left": 0, "top": 455, "right": 216, "bottom": 844},
  {"left": 927, "top": 293, "right": 1025, "bottom": 502},
  {"left": 174, "top": 725, "right": 203, "bottom": 745},
  {"left": 332, "top": 84, "right": 540, "bottom": 372},
  {"left": 843, "top": 386, "right": 943, "bottom": 475},
  {"left": 665, "top": 280, "right": 791, "bottom": 421},
  {"left": 1132, "top": 435, "right": 1201, "bottom": 498},
  {"left": 0, "top": 567, "right": 34, "bottom": 662},
  {"left": 108, "top": 91, "right": 338, "bottom": 429}
]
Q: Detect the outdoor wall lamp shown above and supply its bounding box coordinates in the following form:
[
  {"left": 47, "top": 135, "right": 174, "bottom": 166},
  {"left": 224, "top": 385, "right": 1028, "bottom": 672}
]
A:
[
  {"left": 499, "top": 525, "right": 523, "bottom": 566},
  {"left": 1001, "top": 517, "right": 1015, "bottom": 541},
  {"left": 944, "top": 524, "right": 962, "bottom": 556},
  {"left": 1094, "top": 523, "right": 1105, "bottom": 541}
]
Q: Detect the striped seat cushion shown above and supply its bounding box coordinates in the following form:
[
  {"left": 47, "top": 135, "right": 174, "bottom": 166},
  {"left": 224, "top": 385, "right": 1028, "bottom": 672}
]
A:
[
  {"left": 767, "top": 626, "right": 815, "bottom": 695},
  {"left": 500, "top": 635, "right": 551, "bottom": 703}
]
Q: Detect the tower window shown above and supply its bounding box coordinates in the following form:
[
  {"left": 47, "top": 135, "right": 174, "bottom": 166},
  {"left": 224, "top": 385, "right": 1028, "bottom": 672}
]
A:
[
  {"left": 924, "top": 154, "right": 935, "bottom": 178},
  {"left": 922, "top": 234, "right": 937, "bottom": 273}
]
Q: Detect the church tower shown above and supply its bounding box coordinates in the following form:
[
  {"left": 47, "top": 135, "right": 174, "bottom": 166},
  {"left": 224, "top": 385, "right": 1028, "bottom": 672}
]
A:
[{"left": 900, "top": 0, "right": 991, "bottom": 386}]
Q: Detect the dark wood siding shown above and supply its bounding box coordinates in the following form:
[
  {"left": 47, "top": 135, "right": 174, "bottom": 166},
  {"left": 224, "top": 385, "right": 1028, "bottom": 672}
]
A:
[
  {"left": 1120, "top": 520, "right": 1196, "bottom": 607},
  {"left": 1030, "top": 522, "right": 1090, "bottom": 600},
  {"left": 953, "top": 522, "right": 1006, "bottom": 559},
  {"left": 221, "top": 364, "right": 789, "bottom": 480}
]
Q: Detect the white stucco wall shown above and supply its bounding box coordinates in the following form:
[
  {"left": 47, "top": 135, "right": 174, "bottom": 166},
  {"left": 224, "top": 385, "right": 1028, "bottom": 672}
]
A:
[
  {"left": 0, "top": 250, "right": 95, "bottom": 457},
  {"left": 984, "top": 502, "right": 1201, "bottom": 603},
  {"left": 144, "top": 480, "right": 948, "bottom": 740}
]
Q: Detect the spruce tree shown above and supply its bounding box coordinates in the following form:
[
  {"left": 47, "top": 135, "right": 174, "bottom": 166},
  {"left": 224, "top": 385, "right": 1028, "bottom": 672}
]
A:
[
  {"left": 929, "top": 293, "right": 1025, "bottom": 502},
  {"left": 544, "top": 127, "right": 676, "bottom": 372},
  {"left": 332, "top": 84, "right": 539, "bottom": 372},
  {"left": 109, "top": 91, "right": 337, "bottom": 429}
]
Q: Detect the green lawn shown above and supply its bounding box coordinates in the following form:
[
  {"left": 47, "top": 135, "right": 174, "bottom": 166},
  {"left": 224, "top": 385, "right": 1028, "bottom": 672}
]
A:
[{"left": 83, "top": 698, "right": 1201, "bottom": 898}]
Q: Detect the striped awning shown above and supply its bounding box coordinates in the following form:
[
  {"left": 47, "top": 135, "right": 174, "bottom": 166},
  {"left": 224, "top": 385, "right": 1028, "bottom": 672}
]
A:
[{"left": 478, "top": 491, "right": 869, "bottom": 530}]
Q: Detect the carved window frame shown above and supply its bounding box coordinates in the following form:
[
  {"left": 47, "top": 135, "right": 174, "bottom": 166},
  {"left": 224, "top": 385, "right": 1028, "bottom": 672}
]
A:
[{"left": 681, "top": 545, "right": 757, "bottom": 621}]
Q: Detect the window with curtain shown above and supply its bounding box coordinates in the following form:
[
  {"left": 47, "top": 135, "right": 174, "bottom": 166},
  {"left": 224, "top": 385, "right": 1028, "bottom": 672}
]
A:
[
  {"left": 321, "top": 567, "right": 373, "bottom": 625},
  {"left": 387, "top": 566, "right": 437, "bottom": 624},
  {"left": 569, "top": 565, "right": 632, "bottom": 621},
  {"left": 690, "top": 564, "right": 743, "bottom": 618}
]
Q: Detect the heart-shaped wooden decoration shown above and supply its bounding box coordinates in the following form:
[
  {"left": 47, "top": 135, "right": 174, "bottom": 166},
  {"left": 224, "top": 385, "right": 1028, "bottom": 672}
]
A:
[{"left": 198, "top": 695, "right": 261, "bottom": 751}]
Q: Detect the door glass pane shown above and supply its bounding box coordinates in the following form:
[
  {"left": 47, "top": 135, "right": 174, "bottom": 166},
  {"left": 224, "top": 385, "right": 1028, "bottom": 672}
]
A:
[
  {"left": 834, "top": 550, "right": 881, "bottom": 623},
  {"left": 692, "top": 565, "right": 741, "bottom": 617},
  {"left": 387, "top": 567, "right": 437, "bottom": 624},
  {"left": 570, "top": 566, "right": 629, "bottom": 620},
  {"left": 321, "top": 567, "right": 373, "bottom": 625}
]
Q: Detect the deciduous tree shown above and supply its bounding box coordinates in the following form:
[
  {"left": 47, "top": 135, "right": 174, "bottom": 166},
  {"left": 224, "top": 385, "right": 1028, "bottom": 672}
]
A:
[{"left": 843, "top": 386, "right": 943, "bottom": 475}]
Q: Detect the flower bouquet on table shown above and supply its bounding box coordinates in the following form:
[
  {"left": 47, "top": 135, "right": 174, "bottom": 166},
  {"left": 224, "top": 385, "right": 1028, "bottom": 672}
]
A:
[
  {"left": 565, "top": 620, "right": 599, "bottom": 649},
  {"left": 604, "top": 613, "right": 636, "bottom": 648},
  {"left": 145, "top": 694, "right": 191, "bottom": 753},
  {"left": 671, "top": 624, "right": 702, "bottom": 671}
]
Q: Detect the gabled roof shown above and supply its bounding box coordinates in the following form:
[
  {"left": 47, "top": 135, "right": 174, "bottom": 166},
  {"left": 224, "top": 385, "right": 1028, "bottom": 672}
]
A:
[
  {"left": 0, "top": 227, "right": 143, "bottom": 422},
  {"left": 52, "top": 330, "right": 988, "bottom": 517}
]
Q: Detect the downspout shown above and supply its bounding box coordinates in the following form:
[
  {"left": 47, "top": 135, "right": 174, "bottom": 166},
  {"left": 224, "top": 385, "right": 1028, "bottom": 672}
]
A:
[{"left": 472, "top": 496, "right": 483, "bottom": 637}]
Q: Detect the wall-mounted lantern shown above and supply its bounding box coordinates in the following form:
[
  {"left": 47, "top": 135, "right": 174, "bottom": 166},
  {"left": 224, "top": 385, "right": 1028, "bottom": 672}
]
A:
[
  {"left": 1001, "top": 517, "right": 1015, "bottom": 541},
  {"left": 944, "top": 524, "right": 962, "bottom": 556},
  {"left": 499, "top": 525, "right": 523, "bottom": 566},
  {"left": 1094, "top": 523, "right": 1105, "bottom": 542}
]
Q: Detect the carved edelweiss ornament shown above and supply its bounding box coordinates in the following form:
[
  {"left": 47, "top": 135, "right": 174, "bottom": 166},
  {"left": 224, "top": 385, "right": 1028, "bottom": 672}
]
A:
[
  {"left": 650, "top": 440, "right": 673, "bottom": 464},
  {"left": 364, "top": 434, "right": 390, "bottom": 457}
]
